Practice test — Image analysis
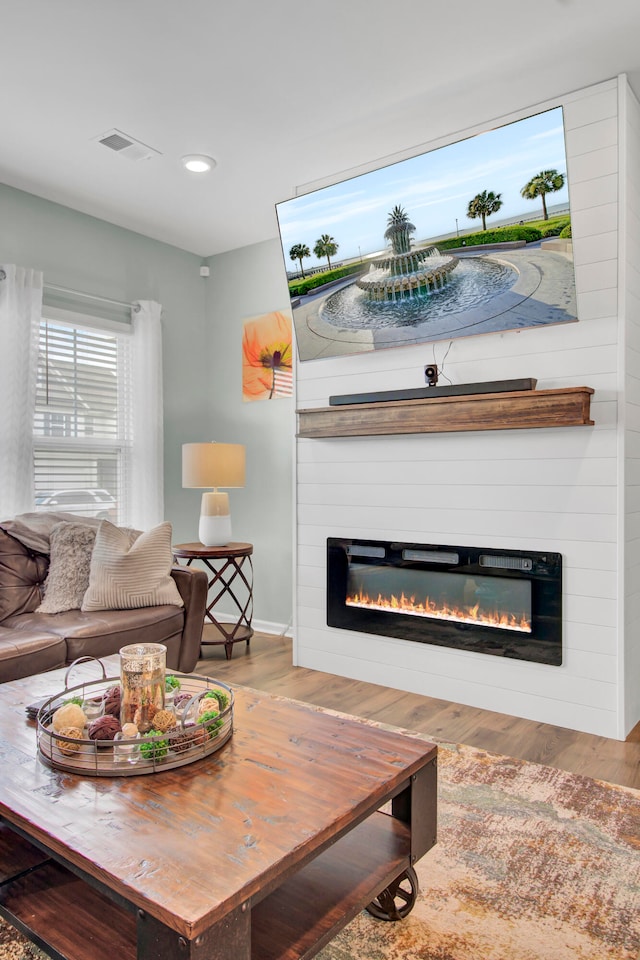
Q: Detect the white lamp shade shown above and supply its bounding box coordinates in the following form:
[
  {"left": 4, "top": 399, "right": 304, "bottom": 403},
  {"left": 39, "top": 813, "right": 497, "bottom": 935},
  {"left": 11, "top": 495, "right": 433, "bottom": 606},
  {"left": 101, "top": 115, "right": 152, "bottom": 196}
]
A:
[{"left": 182, "top": 443, "right": 245, "bottom": 489}]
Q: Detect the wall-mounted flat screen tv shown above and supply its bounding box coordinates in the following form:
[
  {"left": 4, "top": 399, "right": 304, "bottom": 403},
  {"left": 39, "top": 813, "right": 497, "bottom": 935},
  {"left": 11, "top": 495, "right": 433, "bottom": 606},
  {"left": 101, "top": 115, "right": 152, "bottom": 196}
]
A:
[{"left": 275, "top": 106, "right": 577, "bottom": 363}]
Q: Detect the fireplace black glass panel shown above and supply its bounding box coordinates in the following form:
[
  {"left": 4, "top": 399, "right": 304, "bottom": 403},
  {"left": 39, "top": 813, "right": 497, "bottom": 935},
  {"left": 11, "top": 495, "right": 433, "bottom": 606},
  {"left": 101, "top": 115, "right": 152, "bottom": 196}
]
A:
[
  {"left": 347, "top": 565, "right": 533, "bottom": 633},
  {"left": 327, "top": 539, "right": 562, "bottom": 665}
]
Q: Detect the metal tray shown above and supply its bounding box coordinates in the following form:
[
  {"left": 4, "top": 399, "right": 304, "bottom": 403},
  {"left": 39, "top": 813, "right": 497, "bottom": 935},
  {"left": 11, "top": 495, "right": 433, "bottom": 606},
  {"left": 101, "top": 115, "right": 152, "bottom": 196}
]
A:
[{"left": 36, "top": 659, "right": 233, "bottom": 776}]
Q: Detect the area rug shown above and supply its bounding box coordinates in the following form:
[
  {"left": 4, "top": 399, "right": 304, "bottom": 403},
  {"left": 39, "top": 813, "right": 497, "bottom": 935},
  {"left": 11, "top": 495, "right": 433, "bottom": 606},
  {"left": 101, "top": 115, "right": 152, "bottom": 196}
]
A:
[
  {"left": 1, "top": 741, "right": 638, "bottom": 960},
  {"left": 317, "top": 741, "right": 640, "bottom": 960}
]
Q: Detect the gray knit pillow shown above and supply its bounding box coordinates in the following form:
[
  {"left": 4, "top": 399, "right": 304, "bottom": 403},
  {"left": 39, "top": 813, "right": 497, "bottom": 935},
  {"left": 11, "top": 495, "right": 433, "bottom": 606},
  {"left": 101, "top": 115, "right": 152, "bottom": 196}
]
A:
[
  {"left": 37, "top": 522, "right": 97, "bottom": 613},
  {"left": 82, "top": 520, "right": 183, "bottom": 611}
]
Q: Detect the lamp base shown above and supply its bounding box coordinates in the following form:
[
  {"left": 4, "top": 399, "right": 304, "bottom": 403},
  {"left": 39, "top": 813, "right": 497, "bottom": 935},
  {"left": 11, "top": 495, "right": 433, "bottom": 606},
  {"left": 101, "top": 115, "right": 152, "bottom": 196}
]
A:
[
  {"left": 199, "top": 491, "right": 232, "bottom": 546},
  {"left": 199, "top": 515, "right": 232, "bottom": 547}
]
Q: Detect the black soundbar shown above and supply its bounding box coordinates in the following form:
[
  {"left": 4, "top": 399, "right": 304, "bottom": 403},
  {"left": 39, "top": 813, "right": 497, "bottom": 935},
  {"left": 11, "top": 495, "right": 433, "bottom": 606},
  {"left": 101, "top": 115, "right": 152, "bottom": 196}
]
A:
[{"left": 328, "top": 378, "right": 537, "bottom": 406}]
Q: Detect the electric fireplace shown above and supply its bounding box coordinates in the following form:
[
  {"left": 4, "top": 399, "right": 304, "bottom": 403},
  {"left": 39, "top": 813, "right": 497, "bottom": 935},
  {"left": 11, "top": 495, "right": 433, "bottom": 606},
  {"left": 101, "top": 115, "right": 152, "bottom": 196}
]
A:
[{"left": 327, "top": 539, "right": 562, "bottom": 665}]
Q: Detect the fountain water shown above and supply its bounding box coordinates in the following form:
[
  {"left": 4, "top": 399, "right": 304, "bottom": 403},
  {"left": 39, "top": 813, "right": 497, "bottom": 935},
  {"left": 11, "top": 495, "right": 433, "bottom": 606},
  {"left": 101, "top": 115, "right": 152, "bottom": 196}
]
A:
[{"left": 356, "top": 206, "right": 459, "bottom": 302}]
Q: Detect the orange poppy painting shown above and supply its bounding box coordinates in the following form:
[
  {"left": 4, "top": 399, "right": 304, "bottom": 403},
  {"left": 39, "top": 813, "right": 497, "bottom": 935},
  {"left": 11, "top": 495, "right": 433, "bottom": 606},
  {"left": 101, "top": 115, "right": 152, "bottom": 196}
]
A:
[{"left": 242, "top": 310, "right": 293, "bottom": 402}]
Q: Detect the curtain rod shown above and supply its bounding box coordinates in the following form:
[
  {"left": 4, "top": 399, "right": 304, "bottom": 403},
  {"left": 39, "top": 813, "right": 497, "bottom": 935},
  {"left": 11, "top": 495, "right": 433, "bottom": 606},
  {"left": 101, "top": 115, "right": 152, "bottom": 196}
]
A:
[{"left": 44, "top": 281, "right": 139, "bottom": 312}]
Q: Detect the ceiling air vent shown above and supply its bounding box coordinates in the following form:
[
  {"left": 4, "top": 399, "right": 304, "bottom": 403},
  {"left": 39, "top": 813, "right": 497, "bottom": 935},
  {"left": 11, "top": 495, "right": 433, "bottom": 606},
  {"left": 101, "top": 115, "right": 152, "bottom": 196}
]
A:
[{"left": 94, "top": 128, "right": 161, "bottom": 162}]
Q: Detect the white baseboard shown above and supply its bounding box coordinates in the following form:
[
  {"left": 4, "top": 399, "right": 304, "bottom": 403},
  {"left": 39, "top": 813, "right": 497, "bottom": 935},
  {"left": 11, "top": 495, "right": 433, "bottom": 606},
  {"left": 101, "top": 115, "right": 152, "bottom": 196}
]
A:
[
  {"left": 209, "top": 612, "right": 292, "bottom": 637},
  {"left": 252, "top": 617, "right": 293, "bottom": 637}
]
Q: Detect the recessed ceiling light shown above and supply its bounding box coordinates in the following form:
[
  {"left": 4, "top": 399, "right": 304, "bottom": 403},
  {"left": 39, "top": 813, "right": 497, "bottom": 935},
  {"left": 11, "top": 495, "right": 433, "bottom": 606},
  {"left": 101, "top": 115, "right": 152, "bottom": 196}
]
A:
[{"left": 182, "top": 154, "right": 216, "bottom": 173}]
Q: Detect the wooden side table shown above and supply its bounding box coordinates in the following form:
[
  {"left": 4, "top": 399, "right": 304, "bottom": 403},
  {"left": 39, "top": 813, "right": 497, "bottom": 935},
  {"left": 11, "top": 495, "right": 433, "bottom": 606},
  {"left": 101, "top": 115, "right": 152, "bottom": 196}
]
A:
[{"left": 173, "top": 542, "right": 254, "bottom": 660}]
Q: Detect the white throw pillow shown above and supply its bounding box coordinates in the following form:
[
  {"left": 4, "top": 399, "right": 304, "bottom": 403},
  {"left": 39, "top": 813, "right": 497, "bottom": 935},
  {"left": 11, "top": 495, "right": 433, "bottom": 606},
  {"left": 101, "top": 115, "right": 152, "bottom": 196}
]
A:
[{"left": 81, "top": 520, "right": 183, "bottom": 611}]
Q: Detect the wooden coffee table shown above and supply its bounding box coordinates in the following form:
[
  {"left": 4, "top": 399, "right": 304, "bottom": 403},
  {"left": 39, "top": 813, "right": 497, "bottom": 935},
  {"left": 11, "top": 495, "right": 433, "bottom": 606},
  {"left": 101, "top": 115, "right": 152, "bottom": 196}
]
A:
[{"left": 0, "top": 657, "right": 437, "bottom": 960}]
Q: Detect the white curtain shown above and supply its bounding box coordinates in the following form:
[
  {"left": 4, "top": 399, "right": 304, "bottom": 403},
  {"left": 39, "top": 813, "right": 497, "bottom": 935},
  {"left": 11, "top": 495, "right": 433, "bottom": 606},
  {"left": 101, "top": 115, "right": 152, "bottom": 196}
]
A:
[
  {"left": 129, "top": 300, "right": 164, "bottom": 530},
  {"left": 0, "top": 265, "right": 43, "bottom": 519}
]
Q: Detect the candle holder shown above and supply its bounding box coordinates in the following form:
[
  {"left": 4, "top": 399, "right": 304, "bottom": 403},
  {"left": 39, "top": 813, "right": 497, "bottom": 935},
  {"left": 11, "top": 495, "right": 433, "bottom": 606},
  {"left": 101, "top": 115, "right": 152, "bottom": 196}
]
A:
[{"left": 119, "top": 643, "right": 167, "bottom": 733}]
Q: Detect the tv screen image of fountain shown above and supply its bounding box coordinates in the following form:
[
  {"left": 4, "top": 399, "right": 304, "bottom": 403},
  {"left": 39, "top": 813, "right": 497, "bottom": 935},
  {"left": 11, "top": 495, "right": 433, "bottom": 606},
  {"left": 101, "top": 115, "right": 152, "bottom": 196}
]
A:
[{"left": 275, "top": 106, "right": 577, "bottom": 362}]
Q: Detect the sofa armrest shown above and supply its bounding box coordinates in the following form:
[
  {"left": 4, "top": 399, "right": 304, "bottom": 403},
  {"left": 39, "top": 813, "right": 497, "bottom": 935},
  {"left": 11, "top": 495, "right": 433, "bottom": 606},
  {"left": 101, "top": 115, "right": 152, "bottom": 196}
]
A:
[{"left": 170, "top": 565, "right": 208, "bottom": 672}]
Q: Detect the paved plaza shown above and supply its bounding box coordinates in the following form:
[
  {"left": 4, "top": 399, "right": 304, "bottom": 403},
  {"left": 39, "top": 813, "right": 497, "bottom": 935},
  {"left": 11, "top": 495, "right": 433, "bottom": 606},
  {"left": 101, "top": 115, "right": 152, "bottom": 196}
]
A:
[{"left": 292, "top": 244, "right": 577, "bottom": 362}]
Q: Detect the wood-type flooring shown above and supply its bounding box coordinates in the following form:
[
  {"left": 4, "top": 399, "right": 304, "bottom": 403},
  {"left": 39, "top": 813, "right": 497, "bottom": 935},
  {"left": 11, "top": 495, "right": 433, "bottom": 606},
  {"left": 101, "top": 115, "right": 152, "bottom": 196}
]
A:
[{"left": 196, "top": 629, "right": 640, "bottom": 790}]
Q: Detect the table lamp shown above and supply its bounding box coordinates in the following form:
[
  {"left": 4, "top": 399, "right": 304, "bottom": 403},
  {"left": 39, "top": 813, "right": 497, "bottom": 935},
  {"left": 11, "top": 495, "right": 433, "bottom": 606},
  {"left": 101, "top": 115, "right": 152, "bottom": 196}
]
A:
[{"left": 182, "top": 442, "right": 246, "bottom": 546}]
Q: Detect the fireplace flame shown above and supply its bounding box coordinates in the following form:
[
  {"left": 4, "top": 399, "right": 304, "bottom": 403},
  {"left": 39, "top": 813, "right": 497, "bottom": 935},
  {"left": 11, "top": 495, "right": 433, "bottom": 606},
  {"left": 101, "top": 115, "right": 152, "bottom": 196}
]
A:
[{"left": 346, "top": 590, "right": 532, "bottom": 633}]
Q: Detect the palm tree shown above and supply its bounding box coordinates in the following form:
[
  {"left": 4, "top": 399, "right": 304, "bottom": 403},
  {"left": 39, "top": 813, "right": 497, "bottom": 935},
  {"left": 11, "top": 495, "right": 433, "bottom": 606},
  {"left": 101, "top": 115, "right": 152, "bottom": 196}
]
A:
[
  {"left": 520, "top": 170, "right": 566, "bottom": 220},
  {"left": 289, "top": 243, "right": 310, "bottom": 278},
  {"left": 467, "top": 190, "right": 503, "bottom": 231},
  {"left": 384, "top": 205, "right": 416, "bottom": 255},
  {"left": 314, "top": 234, "right": 339, "bottom": 270}
]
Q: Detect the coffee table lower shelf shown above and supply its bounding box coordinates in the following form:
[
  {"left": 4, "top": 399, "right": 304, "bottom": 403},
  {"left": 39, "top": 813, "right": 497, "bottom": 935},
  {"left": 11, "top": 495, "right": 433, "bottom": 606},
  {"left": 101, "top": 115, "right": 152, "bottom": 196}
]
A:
[{"left": 1, "top": 812, "right": 416, "bottom": 960}]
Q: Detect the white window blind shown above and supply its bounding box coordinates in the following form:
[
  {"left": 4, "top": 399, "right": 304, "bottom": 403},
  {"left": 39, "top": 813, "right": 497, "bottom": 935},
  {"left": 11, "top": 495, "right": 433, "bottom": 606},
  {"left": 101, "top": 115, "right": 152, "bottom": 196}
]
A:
[{"left": 33, "top": 318, "right": 132, "bottom": 523}]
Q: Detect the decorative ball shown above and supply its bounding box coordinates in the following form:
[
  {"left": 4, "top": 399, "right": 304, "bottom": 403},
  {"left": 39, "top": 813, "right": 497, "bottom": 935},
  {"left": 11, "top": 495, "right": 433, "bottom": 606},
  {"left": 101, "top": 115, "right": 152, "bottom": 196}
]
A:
[
  {"left": 56, "top": 726, "right": 84, "bottom": 756},
  {"left": 139, "top": 731, "right": 168, "bottom": 761},
  {"left": 103, "top": 685, "right": 122, "bottom": 718},
  {"left": 88, "top": 715, "right": 122, "bottom": 741},
  {"left": 168, "top": 732, "right": 192, "bottom": 754},
  {"left": 52, "top": 702, "right": 87, "bottom": 732},
  {"left": 204, "top": 688, "right": 229, "bottom": 710},
  {"left": 152, "top": 709, "right": 177, "bottom": 733},
  {"left": 169, "top": 724, "right": 206, "bottom": 754},
  {"left": 200, "top": 710, "right": 224, "bottom": 739},
  {"left": 198, "top": 698, "right": 219, "bottom": 717},
  {"left": 121, "top": 722, "right": 139, "bottom": 739}
]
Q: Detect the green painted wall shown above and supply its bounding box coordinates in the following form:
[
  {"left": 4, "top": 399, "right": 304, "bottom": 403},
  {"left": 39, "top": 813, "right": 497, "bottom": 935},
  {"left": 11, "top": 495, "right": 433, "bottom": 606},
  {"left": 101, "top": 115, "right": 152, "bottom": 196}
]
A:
[
  {"left": 0, "top": 183, "right": 293, "bottom": 628},
  {"left": 204, "top": 238, "right": 293, "bottom": 629}
]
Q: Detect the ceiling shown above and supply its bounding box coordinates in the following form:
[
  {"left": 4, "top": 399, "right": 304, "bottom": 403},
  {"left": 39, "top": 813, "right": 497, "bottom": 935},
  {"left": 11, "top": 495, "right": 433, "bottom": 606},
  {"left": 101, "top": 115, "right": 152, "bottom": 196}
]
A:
[{"left": 3, "top": 0, "right": 640, "bottom": 258}]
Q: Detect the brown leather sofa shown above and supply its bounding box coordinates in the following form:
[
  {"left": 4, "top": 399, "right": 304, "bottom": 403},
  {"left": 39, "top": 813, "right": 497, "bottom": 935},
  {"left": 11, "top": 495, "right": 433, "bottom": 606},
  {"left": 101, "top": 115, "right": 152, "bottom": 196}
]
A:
[{"left": 0, "top": 526, "right": 208, "bottom": 683}]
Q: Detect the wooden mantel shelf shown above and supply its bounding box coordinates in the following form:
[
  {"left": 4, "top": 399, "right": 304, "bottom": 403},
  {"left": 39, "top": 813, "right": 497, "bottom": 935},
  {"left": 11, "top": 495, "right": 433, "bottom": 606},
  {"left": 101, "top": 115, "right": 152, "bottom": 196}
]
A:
[{"left": 297, "top": 387, "right": 594, "bottom": 439}]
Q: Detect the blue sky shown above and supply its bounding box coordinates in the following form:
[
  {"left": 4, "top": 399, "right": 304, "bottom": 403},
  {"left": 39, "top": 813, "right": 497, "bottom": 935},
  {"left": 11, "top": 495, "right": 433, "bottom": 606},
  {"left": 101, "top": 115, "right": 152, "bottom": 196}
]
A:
[{"left": 276, "top": 107, "right": 570, "bottom": 268}]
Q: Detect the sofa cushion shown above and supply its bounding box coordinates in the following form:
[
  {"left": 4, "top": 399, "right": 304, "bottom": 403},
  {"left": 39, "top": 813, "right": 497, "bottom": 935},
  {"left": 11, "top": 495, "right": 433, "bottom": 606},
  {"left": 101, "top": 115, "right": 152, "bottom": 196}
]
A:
[
  {"left": 0, "top": 624, "right": 66, "bottom": 682},
  {"left": 2, "top": 605, "right": 185, "bottom": 671},
  {"left": 36, "top": 522, "right": 141, "bottom": 614},
  {"left": 82, "top": 521, "right": 183, "bottom": 611},
  {"left": 0, "top": 529, "right": 48, "bottom": 621},
  {"left": 6, "top": 512, "right": 101, "bottom": 553}
]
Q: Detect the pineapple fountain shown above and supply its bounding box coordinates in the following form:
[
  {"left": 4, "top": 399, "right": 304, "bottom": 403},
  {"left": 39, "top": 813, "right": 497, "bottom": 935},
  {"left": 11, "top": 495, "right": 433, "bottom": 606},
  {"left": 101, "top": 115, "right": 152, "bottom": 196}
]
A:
[{"left": 356, "top": 205, "right": 459, "bottom": 302}]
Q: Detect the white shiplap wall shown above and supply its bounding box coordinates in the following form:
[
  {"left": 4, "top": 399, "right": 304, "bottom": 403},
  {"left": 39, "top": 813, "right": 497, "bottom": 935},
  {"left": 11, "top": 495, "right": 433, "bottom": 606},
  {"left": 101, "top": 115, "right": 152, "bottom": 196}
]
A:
[
  {"left": 295, "top": 77, "right": 635, "bottom": 740},
  {"left": 621, "top": 81, "right": 640, "bottom": 733}
]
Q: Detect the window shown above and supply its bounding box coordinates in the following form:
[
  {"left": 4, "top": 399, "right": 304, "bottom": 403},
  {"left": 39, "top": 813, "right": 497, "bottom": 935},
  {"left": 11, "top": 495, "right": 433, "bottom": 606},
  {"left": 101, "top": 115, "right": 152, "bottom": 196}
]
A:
[{"left": 33, "top": 317, "right": 131, "bottom": 524}]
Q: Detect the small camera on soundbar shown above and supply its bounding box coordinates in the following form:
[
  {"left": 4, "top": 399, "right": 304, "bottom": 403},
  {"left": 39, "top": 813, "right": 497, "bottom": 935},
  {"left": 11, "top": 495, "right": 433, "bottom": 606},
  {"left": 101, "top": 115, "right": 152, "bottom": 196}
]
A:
[{"left": 424, "top": 364, "right": 439, "bottom": 386}]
